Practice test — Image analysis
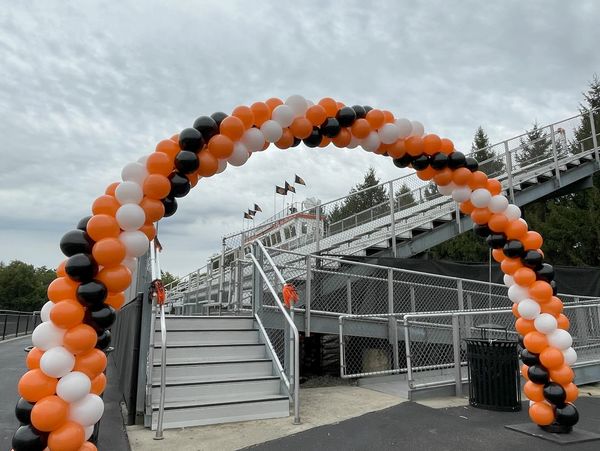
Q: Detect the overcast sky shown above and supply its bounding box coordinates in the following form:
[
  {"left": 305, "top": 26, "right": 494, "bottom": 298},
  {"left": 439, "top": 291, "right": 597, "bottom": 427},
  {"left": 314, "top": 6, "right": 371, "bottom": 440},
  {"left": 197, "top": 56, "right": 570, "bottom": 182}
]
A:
[{"left": 0, "top": 0, "right": 598, "bottom": 276}]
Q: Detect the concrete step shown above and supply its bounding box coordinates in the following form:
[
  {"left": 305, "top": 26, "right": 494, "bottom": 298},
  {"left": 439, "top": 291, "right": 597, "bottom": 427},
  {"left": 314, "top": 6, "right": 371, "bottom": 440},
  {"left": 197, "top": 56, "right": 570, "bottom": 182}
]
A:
[
  {"left": 154, "top": 329, "right": 259, "bottom": 346},
  {"left": 151, "top": 376, "right": 281, "bottom": 404},
  {"left": 160, "top": 316, "right": 254, "bottom": 331},
  {"left": 151, "top": 395, "right": 289, "bottom": 429},
  {"left": 153, "top": 343, "right": 267, "bottom": 364},
  {"left": 151, "top": 359, "right": 273, "bottom": 383}
]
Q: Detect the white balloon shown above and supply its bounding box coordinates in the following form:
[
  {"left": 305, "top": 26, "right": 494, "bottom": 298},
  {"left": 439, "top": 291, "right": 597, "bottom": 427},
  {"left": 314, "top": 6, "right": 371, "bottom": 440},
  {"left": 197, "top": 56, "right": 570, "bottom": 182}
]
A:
[
  {"left": 122, "top": 256, "right": 138, "bottom": 273},
  {"left": 260, "top": 120, "right": 283, "bottom": 143},
  {"left": 271, "top": 104, "right": 294, "bottom": 127},
  {"left": 508, "top": 285, "right": 529, "bottom": 303},
  {"left": 216, "top": 159, "right": 227, "bottom": 174},
  {"left": 57, "top": 371, "right": 91, "bottom": 403},
  {"left": 488, "top": 195, "right": 509, "bottom": 213},
  {"left": 518, "top": 298, "right": 541, "bottom": 319},
  {"left": 84, "top": 425, "right": 94, "bottom": 441},
  {"left": 40, "top": 346, "right": 75, "bottom": 378},
  {"left": 241, "top": 128, "right": 265, "bottom": 152},
  {"left": 378, "top": 123, "right": 400, "bottom": 144},
  {"left": 32, "top": 321, "right": 65, "bottom": 351},
  {"left": 547, "top": 329, "right": 573, "bottom": 350},
  {"left": 503, "top": 274, "right": 515, "bottom": 287},
  {"left": 120, "top": 230, "right": 149, "bottom": 257},
  {"left": 534, "top": 313, "right": 558, "bottom": 334},
  {"left": 121, "top": 162, "right": 148, "bottom": 186},
  {"left": 504, "top": 204, "right": 522, "bottom": 221},
  {"left": 227, "top": 142, "right": 250, "bottom": 167},
  {"left": 452, "top": 186, "right": 472, "bottom": 203},
  {"left": 471, "top": 188, "right": 492, "bottom": 208},
  {"left": 115, "top": 181, "right": 143, "bottom": 205},
  {"left": 285, "top": 95, "right": 308, "bottom": 117},
  {"left": 361, "top": 131, "right": 380, "bottom": 152},
  {"left": 41, "top": 301, "right": 55, "bottom": 322},
  {"left": 438, "top": 182, "right": 456, "bottom": 196},
  {"left": 116, "top": 204, "right": 146, "bottom": 231},
  {"left": 347, "top": 136, "right": 360, "bottom": 149},
  {"left": 395, "top": 118, "right": 413, "bottom": 138},
  {"left": 69, "top": 394, "right": 105, "bottom": 427},
  {"left": 410, "top": 120, "right": 424, "bottom": 137},
  {"left": 563, "top": 347, "right": 577, "bottom": 365}
]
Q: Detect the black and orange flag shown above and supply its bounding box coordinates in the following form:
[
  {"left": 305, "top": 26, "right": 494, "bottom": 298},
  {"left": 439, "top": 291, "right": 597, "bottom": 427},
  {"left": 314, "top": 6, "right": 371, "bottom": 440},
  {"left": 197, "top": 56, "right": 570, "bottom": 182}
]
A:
[
  {"left": 243, "top": 212, "right": 253, "bottom": 220},
  {"left": 285, "top": 181, "right": 296, "bottom": 193},
  {"left": 294, "top": 174, "right": 306, "bottom": 186},
  {"left": 254, "top": 203, "right": 262, "bottom": 212},
  {"left": 275, "top": 185, "right": 287, "bottom": 195}
]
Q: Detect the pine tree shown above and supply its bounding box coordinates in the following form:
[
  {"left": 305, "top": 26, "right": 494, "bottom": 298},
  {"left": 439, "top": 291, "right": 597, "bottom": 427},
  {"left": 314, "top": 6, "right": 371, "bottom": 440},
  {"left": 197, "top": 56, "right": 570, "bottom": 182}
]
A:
[
  {"left": 471, "top": 126, "right": 505, "bottom": 176},
  {"left": 516, "top": 122, "right": 554, "bottom": 167},
  {"left": 572, "top": 75, "right": 600, "bottom": 154},
  {"left": 395, "top": 183, "right": 417, "bottom": 209}
]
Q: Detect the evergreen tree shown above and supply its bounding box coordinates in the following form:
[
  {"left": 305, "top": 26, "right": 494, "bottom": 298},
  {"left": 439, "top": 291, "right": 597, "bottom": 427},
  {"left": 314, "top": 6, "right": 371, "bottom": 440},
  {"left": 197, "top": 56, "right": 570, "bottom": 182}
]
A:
[
  {"left": 0, "top": 261, "right": 55, "bottom": 311},
  {"left": 471, "top": 126, "right": 505, "bottom": 176},
  {"left": 516, "top": 122, "right": 554, "bottom": 167},
  {"left": 161, "top": 270, "right": 178, "bottom": 286},
  {"left": 572, "top": 75, "right": 600, "bottom": 154},
  {"left": 428, "top": 232, "right": 489, "bottom": 262},
  {"left": 395, "top": 183, "right": 417, "bottom": 209}
]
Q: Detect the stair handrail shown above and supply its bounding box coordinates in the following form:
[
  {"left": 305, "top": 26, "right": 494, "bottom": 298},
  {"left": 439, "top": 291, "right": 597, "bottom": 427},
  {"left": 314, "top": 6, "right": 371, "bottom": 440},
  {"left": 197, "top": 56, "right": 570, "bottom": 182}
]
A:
[{"left": 249, "top": 241, "right": 300, "bottom": 424}]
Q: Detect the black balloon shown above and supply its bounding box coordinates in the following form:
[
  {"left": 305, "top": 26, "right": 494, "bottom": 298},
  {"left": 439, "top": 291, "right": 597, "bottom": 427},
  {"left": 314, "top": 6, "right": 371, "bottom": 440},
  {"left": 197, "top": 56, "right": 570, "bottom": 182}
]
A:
[
  {"left": 555, "top": 403, "right": 579, "bottom": 427},
  {"left": 473, "top": 224, "right": 492, "bottom": 238},
  {"left": 65, "top": 253, "right": 98, "bottom": 283},
  {"left": 178, "top": 128, "right": 205, "bottom": 153},
  {"left": 486, "top": 233, "right": 507, "bottom": 249},
  {"left": 321, "top": 118, "right": 341, "bottom": 138},
  {"left": 291, "top": 137, "right": 301, "bottom": 147},
  {"left": 528, "top": 365, "right": 550, "bottom": 384},
  {"left": 169, "top": 173, "right": 191, "bottom": 198},
  {"left": 520, "top": 349, "right": 539, "bottom": 366},
  {"left": 96, "top": 329, "right": 112, "bottom": 350},
  {"left": 363, "top": 105, "right": 373, "bottom": 113},
  {"left": 60, "top": 229, "right": 94, "bottom": 257},
  {"left": 15, "top": 398, "right": 34, "bottom": 424},
  {"left": 193, "top": 115, "right": 219, "bottom": 142},
  {"left": 336, "top": 107, "right": 357, "bottom": 127},
  {"left": 430, "top": 152, "right": 449, "bottom": 170},
  {"left": 86, "top": 305, "right": 117, "bottom": 331},
  {"left": 393, "top": 154, "right": 414, "bottom": 168},
  {"left": 77, "top": 280, "right": 108, "bottom": 307},
  {"left": 447, "top": 151, "right": 467, "bottom": 169},
  {"left": 543, "top": 382, "right": 567, "bottom": 406},
  {"left": 465, "top": 157, "right": 479, "bottom": 172},
  {"left": 303, "top": 127, "right": 322, "bottom": 148},
  {"left": 522, "top": 250, "right": 544, "bottom": 269},
  {"left": 503, "top": 240, "right": 525, "bottom": 258},
  {"left": 162, "top": 196, "right": 178, "bottom": 217},
  {"left": 536, "top": 263, "right": 555, "bottom": 282},
  {"left": 76, "top": 216, "right": 92, "bottom": 231},
  {"left": 518, "top": 334, "right": 525, "bottom": 348},
  {"left": 12, "top": 424, "right": 47, "bottom": 451},
  {"left": 174, "top": 151, "right": 200, "bottom": 174},
  {"left": 210, "top": 111, "right": 228, "bottom": 127},
  {"left": 411, "top": 155, "right": 430, "bottom": 171},
  {"left": 351, "top": 105, "right": 367, "bottom": 119}
]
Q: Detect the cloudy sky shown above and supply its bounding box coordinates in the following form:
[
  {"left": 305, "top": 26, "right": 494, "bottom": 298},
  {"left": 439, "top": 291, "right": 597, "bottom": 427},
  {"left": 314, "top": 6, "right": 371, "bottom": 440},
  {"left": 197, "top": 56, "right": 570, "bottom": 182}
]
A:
[{"left": 0, "top": 0, "right": 598, "bottom": 276}]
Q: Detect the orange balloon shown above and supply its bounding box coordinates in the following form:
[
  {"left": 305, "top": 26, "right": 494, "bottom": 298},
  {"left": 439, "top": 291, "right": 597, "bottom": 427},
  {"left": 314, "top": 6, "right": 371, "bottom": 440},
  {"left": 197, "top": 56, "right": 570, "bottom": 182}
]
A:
[
  {"left": 440, "top": 138, "right": 454, "bottom": 155},
  {"left": 265, "top": 97, "right": 283, "bottom": 112},
  {"left": 155, "top": 139, "right": 180, "bottom": 160},
  {"left": 56, "top": 260, "right": 67, "bottom": 277},
  {"left": 290, "top": 117, "right": 313, "bottom": 139},
  {"left": 488, "top": 213, "right": 509, "bottom": 233},
  {"left": 557, "top": 313, "right": 570, "bottom": 330},
  {"left": 365, "top": 109, "right": 385, "bottom": 129},
  {"left": 97, "top": 265, "right": 132, "bottom": 293},
  {"left": 143, "top": 174, "right": 171, "bottom": 200},
  {"left": 188, "top": 172, "right": 199, "bottom": 188},
  {"left": 86, "top": 214, "right": 120, "bottom": 241},
  {"left": 140, "top": 223, "right": 156, "bottom": 240},
  {"left": 513, "top": 267, "right": 536, "bottom": 286},
  {"left": 351, "top": 119, "right": 371, "bottom": 139},
  {"left": 306, "top": 104, "right": 327, "bottom": 126},
  {"left": 105, "top": 182, "right": 119, "bottom": 196},
  {"left": 564, "top": 383, "right": 579, "bottom": 403},
  {"left": 471, "top": 208, "right": 492, "bottom": 225},
  {"left": 146, "top": 152, "right": 174, "bottom": 177},
  {"left": 92, "top": 238, "right": 125, "bottom": 268},
  {"left": 512, "top": 303, "right": 520, "bottom": 318},
  {"left": 47, "top": 277, "right": 79, "bottom": 303},
  {"left": 434, "top": 168, "right": 453, "bottom": 186},
  {"left": 48, "top": 421, "right": 85, "bottom": 451},
  {"left": 197, "top": 151, "right": 219, "bottom": 177},
  {"left": 336, "top": 101, "right": 345, "bottom": 110},
  {"left": 505, "top": 220, "right": 528, "bottom": 239},
  {"left": 63, "top": 324, "right": 97, "bottom": 355},
  {"left": 31, "top": 395, "right": 69, "bottom": 432},
  {"left": 317, "top": 97, "right": 338, "bottom": 117},
  {"left": 422, "top": 134, "right": 442, "bottom": 155},
  {"left": 405, "top": 136, "right": 424, "bottom": 157},
  {"left": 387, "top": 139, "right": 407, "bottom": 159},
  {"left": 79, "top": 442, "right": 98, "bottom": 451},
  {"left": 207, "top": 134, "right": 234, "bottom": 159},
  {"left": 139, "top": 197, "right": 165, "bottom": 223},
  {"left": 232, "top": 105, "right": 254, "bottom": 129},
  {"left": 26, "top": 347, "right": 44, "bottom": 370},
  {"left": 169, "top": 133, "right": 179, "bottom": 142},
  {"left": 487, "top": 179, "right": 502, "bottom": 195},
  {"left": 521, "top": 364, "right": 530, "bottom": 380},
  {"left": 262, "top": 140, "right": 270, "bottom": 151},
  {"left": 501, "top": 257, "right": 523, "bottom": 275},
  {"left": 18, "top": 369, "right": 58, "bottom": 402},
  {"left": 105, "top": 292, "right": 125, "bottom": 310},
  {"left": 417, "top": 167, "right": 436, "bottom": 181},
  {"left": 91, "top": 373, "right": 107, "bottom": 395},
  {"left": 382, "top": 110, "right": 395, "bottom": 123},
  {"left": 275, "top": 128, "right": 294, "bottom": 149},
  {"left": 319, "top": 136, "right": 331, "bottom": 148},
  {"left": 91, "top": 195, "right": 119, "bottom": 217},
  {"left": 332, "top": 128, "right": 352, "bottom": 148},
  {"left": 219, "top": 116, "right": 245, "bottom": 140},
  {"left": 550, "top": 365, "right": 574, "bottom": 385},
  {"left": 250, "top": 102, "right": 270, "bottom": 127},
  {"left": 524, "top": 381, "right": 544, "bottom": 402},
  {"left": 492, "top": 248, "right": 506, "bottom": 263},
  {"left": 516, "top": 318, "right": 536, "bottom": 335},
  {"left": 540, "top": 347, "right": 565, "bottom": 369},
  {"left": 468, "top": 171, "right": 488, "bottom": 190},
  {"left": 529, "top": 281, "right": 553, "bottom": 303},
  {"left": 522, "top": 231, "right": 543, "bottom": 250},
  {"left": 73, "top": 349, "right": 107, "bottom": 380},
  {"left": 524, "top": 331, "right": 549, "bottom": 354},
  {"left": 459, "top": 200, "right": 474, "bottom": 215},
  {"left": 529, "top": 401, "right": 554, "bottom": 426},
  {"left": 452, "top": 167, "right": 472, "bottom": 185},
  {"left": 50, "top": 299, "right": 85, "bottom": 329},
  {"left": 541, "top": 297, "right": 564, "bottom": 315}
]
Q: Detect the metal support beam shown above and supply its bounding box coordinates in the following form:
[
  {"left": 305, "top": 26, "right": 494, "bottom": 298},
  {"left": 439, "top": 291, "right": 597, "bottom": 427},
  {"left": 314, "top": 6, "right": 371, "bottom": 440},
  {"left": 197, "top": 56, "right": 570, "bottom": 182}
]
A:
[
  {"left": 504, "top": 141, "right": 515, "bottom": 203},
  {"left": 549, "top": 124, "right": 562, "bottom": 186},
  {"left": 305, "top": 255, "right": 312, "bottom": 337},
  {"left": 452, "top": 315, "right": 462, "bottom": 397},
  {"left": 388, "top": 269, "right": 400, "bottom": 370},
  {"left": 388, "top": 181, "right": 397, "bottom": 256}
]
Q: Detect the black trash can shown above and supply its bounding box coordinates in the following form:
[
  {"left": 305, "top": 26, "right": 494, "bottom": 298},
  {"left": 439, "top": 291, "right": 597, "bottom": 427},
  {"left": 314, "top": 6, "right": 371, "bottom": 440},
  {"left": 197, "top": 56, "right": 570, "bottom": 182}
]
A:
[{"left": 465, "top": 325, "right": 521, "bottom": 412}]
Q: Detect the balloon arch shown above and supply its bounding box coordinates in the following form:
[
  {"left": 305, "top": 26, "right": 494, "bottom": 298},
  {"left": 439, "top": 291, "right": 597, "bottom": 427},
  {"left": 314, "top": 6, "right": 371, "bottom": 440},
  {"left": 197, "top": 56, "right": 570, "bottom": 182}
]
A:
[{"left": 12, "top": 96, "right": 579, "bottom": 450}]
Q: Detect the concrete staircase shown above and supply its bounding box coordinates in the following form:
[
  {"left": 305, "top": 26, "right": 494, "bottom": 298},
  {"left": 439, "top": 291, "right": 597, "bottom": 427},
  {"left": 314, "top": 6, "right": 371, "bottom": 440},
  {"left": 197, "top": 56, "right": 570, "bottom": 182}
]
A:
[{"left": 151, "top": 316, "right": 289, "bottom": 429}]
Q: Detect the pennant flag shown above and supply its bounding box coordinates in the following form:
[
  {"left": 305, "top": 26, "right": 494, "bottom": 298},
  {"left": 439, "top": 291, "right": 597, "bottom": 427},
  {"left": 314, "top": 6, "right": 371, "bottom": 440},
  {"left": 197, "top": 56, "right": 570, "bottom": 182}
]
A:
[
  {"left": 295, "top": 174, "right": 306, "bottom": 186},
  {"left": 248, "top": 209, "right": 256, "bottom": 216},
  {"left": 275, "top": 185, "right": 287, "bottom": 195},
  {"left": 243, "top": 212, "right": 253, "bottom": 220},
  {"left": 254, "top": 203, "right": 262, "bottom": 212},
  {"left": 285, "top": 181, "right": 296, "bottom": 193}
]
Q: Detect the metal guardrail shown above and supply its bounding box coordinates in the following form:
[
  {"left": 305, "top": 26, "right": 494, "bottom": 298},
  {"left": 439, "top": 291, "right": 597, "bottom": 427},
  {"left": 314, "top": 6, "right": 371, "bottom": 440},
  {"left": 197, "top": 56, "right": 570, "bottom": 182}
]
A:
[{"left": 0, "top": 310, "right": 41, "bottom": 341}]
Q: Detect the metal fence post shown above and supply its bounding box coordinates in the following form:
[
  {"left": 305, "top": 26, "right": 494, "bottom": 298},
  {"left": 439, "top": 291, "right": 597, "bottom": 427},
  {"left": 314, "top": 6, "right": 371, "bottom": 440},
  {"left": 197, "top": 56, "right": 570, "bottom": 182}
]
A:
[
  {"left": 346, "top": 277, "right": 352, "bottom": 314},
  {"left": 403, "top": 316, "right": 413, "bottom": 388},
  {"left": 590, "top": 110, "right": 599, "bottom": 163},
  {"left": 452, "top": 315, "right": 462, "bottom": 397},
  {"left": 305, "top": 255, "right": 312, "bottom": 337},
  {"left": 504, "top": 141, "right": 515, "bottom": 204},
  {"left": 217, "top": 239, "right": 226, "bottom": 305},
  {"left": 410, "top": 286, "right": 416, "bottom": 312},
  {"left": 455, "top": 203, "right": 462, "bottom": 233},
  {"left": 388, "top": 181, "right": 397, "bottom": 256},
  {"left": 388, "top": 269, "right": 400, "bottom": 370},
  {"left": 549, "top": 124, "right": 562, "bottom": 186},
  {"left": 457, "top": 279, "right": 464, "bottom": 311},
  {"left": 315, "top": 202, "right": 321, "bottom": 253},
  {"left": 339, "top": 317, "right": 346, "bottom": 377}
]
